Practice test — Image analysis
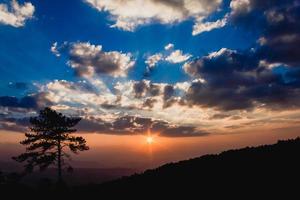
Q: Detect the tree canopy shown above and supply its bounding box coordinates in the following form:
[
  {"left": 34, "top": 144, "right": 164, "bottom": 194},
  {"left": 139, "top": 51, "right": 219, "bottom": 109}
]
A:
[{"left": 13, "top": 107, "right": 89, "bottom": 182}]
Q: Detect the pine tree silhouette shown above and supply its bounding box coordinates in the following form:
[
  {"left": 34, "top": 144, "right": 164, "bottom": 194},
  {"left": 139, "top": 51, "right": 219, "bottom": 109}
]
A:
[{"left": 13, "top": 107, "right": 89, "bottom": 183}]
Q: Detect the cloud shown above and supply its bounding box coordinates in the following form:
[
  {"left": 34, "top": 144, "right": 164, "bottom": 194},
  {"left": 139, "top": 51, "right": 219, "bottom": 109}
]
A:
[
  {"left": 45, "top": 80, "right": 97, "bottom": 94},
  {"left": 179, "top": 0, "right": 300, "bottom": 111},
  {"left": 183, "top": 48, "right": 257, "bottom": 77},
  {"left": 162, "top": 85, "right": 176, "bottom": 108},
  {"left": 85, "top": 0, "right": 222, "bottom": 33},
  {"left": 183, "top": 47, "right": 300, "bottom": 111},
  {"left": 164, "top": 43, "right": 174, "bottom": 50},
  {"left": 40, "top": 79, "right": 117, "bottom": 109},
  {"left": 0, "top": 106, "right": 210, "bottom": 137},
  {"left": 145, "top": 53, "right": 163, "bottom": 68},
  {"left": 127, "top": 80, "right": 162, "bottom": 99},
  {"left": 38, "top": 78, "right": 190, "bottom": 124},
  {"left": 174, "top": 81, "right": 191, "bottom": 92},
  {"left": 145, "top": 45, "right": 192, "bottom": 74},
  {"left": 0, "top": 92, "right": 52, "bottom": 132},
  {"left": 113, "top": 80, "right": 189, "bottom": 110},
  {"left": 119, "top": 80, "right": 163, "bottom": 108},
  {"left": 0, "top": 117, "right": 29, "bottom": 132},
  {"left": 192, "top": 16, "right": 227, "bottom": 35},
  {"left": 230, "top": 0, "right": 252, "bottom": 17},
  {"left": 133, "top": 80, "right": 149, "bottom": 98},
  {"left": 229, "top": 0, "right": 300, "bottom": 66},
  {"left": 68, "top": 42, "right": 135, "bottom": 77},
  {"left": 0, "top": 93, "right": 51, "bottom": 110},
  {"left": 76, "top": 115, "right": 209, "bottom": 137},
  {"left": 209, "top": 113, "right": 231, "bottom": 120},
  {"left": 0, "top": 0, "right": 34, "bottom": 27},
  {"left": 124, "top": 80, "right": 187, "bottom": 109},
  {"left": 142, "top": 98, "right": 157, "bottom": 109},
  {"left": 165, "top": 50, "right": 192, "bottom": 63}
]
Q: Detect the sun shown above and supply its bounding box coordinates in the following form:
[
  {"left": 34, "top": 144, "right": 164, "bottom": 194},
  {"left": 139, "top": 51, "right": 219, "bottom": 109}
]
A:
[{"left": 146, "top": 136, "right": 154, "bottom": 144}]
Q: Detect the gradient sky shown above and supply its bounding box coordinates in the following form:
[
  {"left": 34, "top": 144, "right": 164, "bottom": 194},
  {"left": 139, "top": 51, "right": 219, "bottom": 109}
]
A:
[{"left": 1, "top": 0, "right": 300, "bottom": 169}]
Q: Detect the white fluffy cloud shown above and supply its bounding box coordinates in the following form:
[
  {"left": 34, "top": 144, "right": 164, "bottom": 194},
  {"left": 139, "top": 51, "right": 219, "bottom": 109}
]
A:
[
  {"left": 41, "top": 79, "right": 116, "bottom": 108},
  {"left": 230, "top": 0, "right": 251, "bottom": 16},
  {"left": 68, "top": 42, "right": 135, "bottom": 77},
  {"left": 164, "top": 43, "right": 174, "bottom": 50},
  {"left": 165, "top": 50, "right": 192, "bottom": 63},
  {"left": 0, "top": 0, "right": 34, "bottom": 27},
  {"left": 192, "top": 17, "right": 227, "bottom": 35},
  {"left": 145, "top": 53, "right": 163, "bottom": 68},
  {"left": 85, "top": 0, "right": 222, "bottom": 33},
  {"left": 145, "top": 44, "right": 192, "bottom": 69}
]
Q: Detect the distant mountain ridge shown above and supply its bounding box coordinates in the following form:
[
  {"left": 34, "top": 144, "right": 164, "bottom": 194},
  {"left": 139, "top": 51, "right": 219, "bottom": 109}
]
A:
[
  {"left": 1, "top": 137, "right": 300, "bottom": 199},
  {"left": 78, "top": 137, "right": 300, "bottom": 198}
]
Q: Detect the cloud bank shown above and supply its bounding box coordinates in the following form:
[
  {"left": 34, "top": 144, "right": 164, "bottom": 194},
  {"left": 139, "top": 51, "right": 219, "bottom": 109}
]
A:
[{"left": 85, "top": 0, "right": 222, "bottom": 34}]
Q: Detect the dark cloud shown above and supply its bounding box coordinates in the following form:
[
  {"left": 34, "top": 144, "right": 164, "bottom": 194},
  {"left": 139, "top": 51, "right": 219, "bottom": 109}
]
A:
[
  {"left": 131, "top": 80, "right": 162, "bottom": 98},
  {"left": 230, "top": 0, "right": 300, "bottom": 66},
  {"left": 0, "top": 96, "right": 19, "bottom": 107},
  {"left": 0, "top": 93, "right": 53, "bottom": 132},
  {"left": 159, "top": 126, "right": 208, "bottom": 137},
  {"left": 133, "top": 80, "right": 148, "bottom": 98},
  {"left": 184, "top": 47, "right": 300, "bottom": 111},
  {"left": 129, "top": 80, "right": 179, "bottom": 109},
  {"left": 185, "top": 81, "right": 253, "bottom": 111},
  {"left": 75, "top": 118, "right": 109, "bottom": 133},
  {"left": 209, "top": 114, "right": 231, "bottom": 120},
  {"left": 0, "top": 93, "right": 52, "bottom": 110},
  {"left": 100, "top": 103, "right": 136, "bottom": 111},
  {"left": 163, "top": 85, "right": 177, "bottom": 108},
  {"left": 143, "top": 98, "right": 157, "bottom": 109},
  {"left": 230, "top": 116, "right": 243, "bottom": 120},
  {"left": 0, "top": 117, "right": 30, "bottom": 132},
  {"left": 0, "top": 103, "right": 207, "bottom": 137},
  {"left": 163, "top": 85, "right": 175, "bottom": 100},
  {"left": 184, "top": 48, "right": 258, "bottom": 77},
  {"left": 76, "top": 115, "right": 208, "bottom": 137},
  {"left": 258, "top": 6, "right": 300, "bottom": 66},
  {"left": 0, "top": 113, "right": 207, "bottom": 137},
  {"left": 0, "top": 96, "right": 37, "bottom": 109},
  {"left": 225, "top": 125, "right": 242, "bottom": 130},
  {"left": 129, "top": 81, "right": 184, "bottom": 109},
  {"left": 149, "top": 83, "right": 161, "bottom": 96}
]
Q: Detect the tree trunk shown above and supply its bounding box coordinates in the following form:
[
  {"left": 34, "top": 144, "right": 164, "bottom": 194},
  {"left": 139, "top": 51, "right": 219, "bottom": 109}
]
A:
[{"left": 57, "top": 137, "right": 62, "bottom": 183}]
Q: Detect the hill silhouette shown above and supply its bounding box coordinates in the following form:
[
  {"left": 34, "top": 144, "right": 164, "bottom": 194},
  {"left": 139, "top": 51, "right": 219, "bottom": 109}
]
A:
[
  {"left": 76, "top": 137, "right": 300, "bottom": 198},
  {"left": 1, "top": 137, "right": 299, "bottom": 199}
]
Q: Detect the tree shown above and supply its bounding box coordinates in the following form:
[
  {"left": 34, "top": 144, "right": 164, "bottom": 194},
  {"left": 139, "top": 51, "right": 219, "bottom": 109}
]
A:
[{"left": 13, "top": 107, "right": 89, "bottom": 182}]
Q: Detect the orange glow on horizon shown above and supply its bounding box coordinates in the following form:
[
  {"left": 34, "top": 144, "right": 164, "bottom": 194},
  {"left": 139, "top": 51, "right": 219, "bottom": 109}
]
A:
[{"left": 2, "top": 128, "right": 300, "bottom": 169}]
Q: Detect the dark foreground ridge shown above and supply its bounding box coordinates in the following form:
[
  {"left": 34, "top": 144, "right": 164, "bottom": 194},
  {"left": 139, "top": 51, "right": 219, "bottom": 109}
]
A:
[{"left": 1, "top": 137, "right": 300, "bottom": 198}]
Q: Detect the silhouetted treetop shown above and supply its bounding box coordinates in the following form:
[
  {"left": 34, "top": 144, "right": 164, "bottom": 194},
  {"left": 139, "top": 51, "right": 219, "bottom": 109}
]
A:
[{"left": 13, "top": 107, "right": 89, "bottom": 182}]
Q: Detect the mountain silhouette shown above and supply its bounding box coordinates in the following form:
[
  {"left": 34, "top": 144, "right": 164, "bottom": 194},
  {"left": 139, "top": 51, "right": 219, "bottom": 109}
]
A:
[
  {"left": 76, "top": 137, "right": 300, "bottom": 198},
  {"left": 1, "top": 137, "right": 299, "bottom": 199}
]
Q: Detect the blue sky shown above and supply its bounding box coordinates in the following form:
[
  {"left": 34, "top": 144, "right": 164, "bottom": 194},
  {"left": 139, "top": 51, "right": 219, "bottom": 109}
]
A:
[
  {"left": 0, "top": 0, "right": 259, "bottom": 96},
  {"left": 1, "top": 0, "right": 300, "bottom": 138}
]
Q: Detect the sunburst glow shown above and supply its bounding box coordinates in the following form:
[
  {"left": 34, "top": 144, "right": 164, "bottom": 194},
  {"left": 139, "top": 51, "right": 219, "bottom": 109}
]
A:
[{"left": 146, "top": 136, "right": 154, "bottom": 144}]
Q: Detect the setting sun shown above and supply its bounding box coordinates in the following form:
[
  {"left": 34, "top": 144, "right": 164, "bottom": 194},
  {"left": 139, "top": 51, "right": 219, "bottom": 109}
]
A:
[{"left": 146, "top": 136, "right": 154, "bottom": 144}]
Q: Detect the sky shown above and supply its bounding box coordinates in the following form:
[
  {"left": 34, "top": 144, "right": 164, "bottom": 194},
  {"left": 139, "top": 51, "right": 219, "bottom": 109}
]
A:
[{"left": 1, "top": 0, "right": 300, "bottom": 169}]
